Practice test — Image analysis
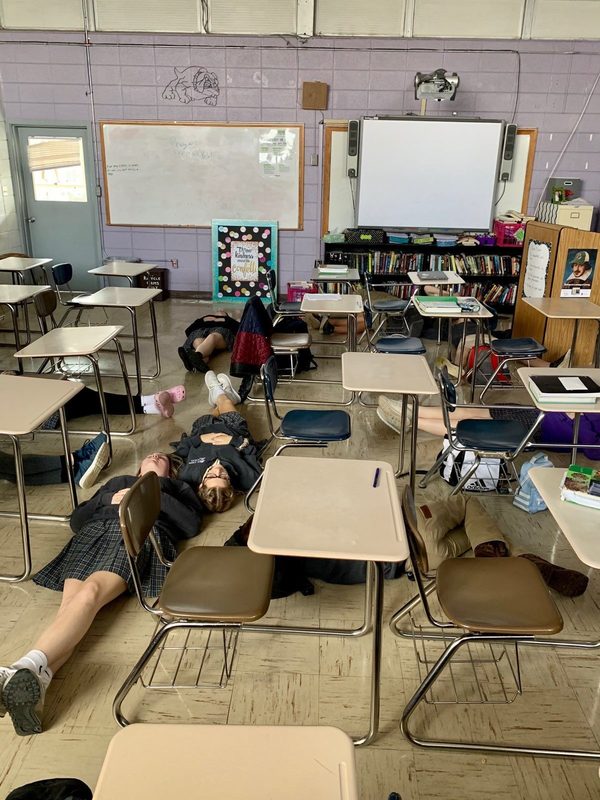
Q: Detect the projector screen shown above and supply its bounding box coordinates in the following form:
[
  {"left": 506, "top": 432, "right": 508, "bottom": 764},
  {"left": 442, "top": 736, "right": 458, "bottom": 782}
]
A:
[{"left": 356, "top": 117, "right": 504, "bottom": 231}]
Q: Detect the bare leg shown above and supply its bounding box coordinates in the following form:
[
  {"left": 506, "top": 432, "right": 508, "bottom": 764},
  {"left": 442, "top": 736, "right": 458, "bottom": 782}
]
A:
[
  {"left": 33, "top": 572, "right": 128, "bottom": 674},
  {"left": 192, "top": 332, "right": 227, "bottom": 364},
  {"left": 213, "top": 393, "right": 238, "bottom": 417},
  {"left": 417, "top": 405, "right": 492, "bottom": 437}
]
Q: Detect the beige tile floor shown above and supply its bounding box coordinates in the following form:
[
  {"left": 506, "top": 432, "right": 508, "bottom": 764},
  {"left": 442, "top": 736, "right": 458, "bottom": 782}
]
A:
[{"left": 0, "top": 299, "right": 599, "bottom": 798}]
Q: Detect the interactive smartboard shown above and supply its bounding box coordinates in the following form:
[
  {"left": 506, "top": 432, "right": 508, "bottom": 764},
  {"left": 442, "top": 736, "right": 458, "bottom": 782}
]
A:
[
  {"left": 100, "top": 121, "right": 304, "bottom": 229},
  {"left": 356, "top": 117, "right": 504, "bottom": 231}
]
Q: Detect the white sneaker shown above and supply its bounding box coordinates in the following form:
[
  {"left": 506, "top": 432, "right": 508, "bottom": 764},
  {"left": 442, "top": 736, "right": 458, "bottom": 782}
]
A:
[
  {"left": 376, "top": 395, "right": 413, "bottom": 435},
  {"left": 204, "top": 370, "right": 225, "bottom": 408},
  {"left": 217, "top": 373, "right": 241, "bottom": 405},
  {"left": 2, "top": 668, "right": 45, "bottom": 735},
  {"left": 0, "top": 666, "right": 16, "bottom": 717}
]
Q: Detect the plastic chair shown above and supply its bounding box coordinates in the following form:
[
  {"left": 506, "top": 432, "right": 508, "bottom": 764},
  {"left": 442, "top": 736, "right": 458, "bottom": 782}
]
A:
[
  {"left": 244, "top": 355, "right": 351, "bottom": 510},
  {"left": 476, "top": 337, "right": 546, "bottom": 403},
  {"left": 265, "top": 268, "right": 303, "bottom": 319},
  {"left": 51, "top": 262, "right": 96, "bottom": 326},
  {"left": 113, "top": 472, "right": 274, "bottom": 726},
  {"left": 361, "top": 274, "right": 416, "bottom": 348},
  {"left": 395, "top": 488, "right": 600, "bottom": 760},
  {"left": 419, "top": 368, "right": 543, "bottom": 495},
  {"left": 373, "top": 335, "right": 426, "bottom": 355}
]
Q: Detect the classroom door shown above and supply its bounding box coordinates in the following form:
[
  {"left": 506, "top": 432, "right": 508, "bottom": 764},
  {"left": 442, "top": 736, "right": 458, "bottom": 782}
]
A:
[{"left": 15, "top": 125, "right": 101, "bottom": 289}]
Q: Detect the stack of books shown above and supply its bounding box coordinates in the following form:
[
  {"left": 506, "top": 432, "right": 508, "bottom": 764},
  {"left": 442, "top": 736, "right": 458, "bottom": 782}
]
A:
[
  {"left": 528, "top": 374, "right": 600, "bottom": 405},
  {"left": 413, "top": 295, "right": 460, "bottom": 314},
  {"left": 318, "top": 263, "right": 348, "bottom": 274},
  {"left": 561, "top": 464, "right": 600, "bottom": 510}
]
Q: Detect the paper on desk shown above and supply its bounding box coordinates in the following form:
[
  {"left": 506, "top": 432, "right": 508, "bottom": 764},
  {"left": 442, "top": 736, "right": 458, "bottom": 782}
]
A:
[
  {"left": 559, "top": 377, "right": 587, "bottom": 391},
  {"left": 304, "top": 293, "right": 342, "bottom": 301}
]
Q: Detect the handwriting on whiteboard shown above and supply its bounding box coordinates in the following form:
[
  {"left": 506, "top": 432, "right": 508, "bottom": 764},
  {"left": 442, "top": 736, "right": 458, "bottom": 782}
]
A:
[{"left": 106, "top": 163, "right": 140, "bottom": 175}]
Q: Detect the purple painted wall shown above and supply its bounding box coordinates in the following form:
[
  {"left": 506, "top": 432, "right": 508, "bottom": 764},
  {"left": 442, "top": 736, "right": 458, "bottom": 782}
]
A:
[{"left": 0, "top": 31, "right": 599, "bottom": 293}]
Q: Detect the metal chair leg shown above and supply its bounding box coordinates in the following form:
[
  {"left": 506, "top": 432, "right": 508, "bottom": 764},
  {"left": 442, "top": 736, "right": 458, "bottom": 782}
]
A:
[{"left": 419, "top": 442, "right": 453, "bottom": 489}]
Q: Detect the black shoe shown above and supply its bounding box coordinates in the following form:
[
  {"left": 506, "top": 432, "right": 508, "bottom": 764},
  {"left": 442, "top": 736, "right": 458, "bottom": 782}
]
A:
[
  {"left": 2, "top": 669, "right": 43, "bottom": 736},
  {"left": 188, "top": 351, "right": 209, "bottom": 373},
  {"left": 178, "top": 346, "right": 193, "bottom": 372}
]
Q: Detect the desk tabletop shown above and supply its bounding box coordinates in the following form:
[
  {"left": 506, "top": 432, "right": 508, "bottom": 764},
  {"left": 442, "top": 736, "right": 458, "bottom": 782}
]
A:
[
  {"left": 0, "top": 284, "right": 51, "bottom": 303},
  {"left": 301, "top": 294, "right": 363, "bottom": 315},
  {"left": 518, "top": 367, "right": 600, "bottom": 413},
  {"left": 522, "top": 297, "right": 600, "bottom": 320},
  {"left": 88, "top": 261, "right": 157, "bottom": 278},
  {"left": 529, "top": 467, "right": 600, "bottom": 569},
  {"left": 14, "top": 325, "right": 123, "bottom": 358},
  {"left": 0, "top": 374, "right": 83, "bottom": 435},
  {"left": 0, "top": 256, "right": 52, "bottom": 273},
  {"left": 250, "top": 457, "right": 408, "bottom": 562},
  {"left": 408, "top": 270, "right": 465, "bottom": 286},
  {"left": 342, "top": 352, "right": 437, "bottom": 395},
  {"left": 413, "top": 297, "right": 493, "bottom": 319},
  {"left": 72, "top": 286, "right": 161, "bottom": 307},
  {"left": 93, "top": 724, "right": 358, "bottom": 800},
  {"left": 310, "top": 267, "right": 361, "bottom": 282}
]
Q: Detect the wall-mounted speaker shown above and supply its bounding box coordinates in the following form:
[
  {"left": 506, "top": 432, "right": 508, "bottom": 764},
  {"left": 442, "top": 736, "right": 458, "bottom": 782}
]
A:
[
  {"left": 499, "top": 123, "right": 517, "bottom": 182},
  {"left": 347, "top": 119, "right": 360, "bottom": 178}
]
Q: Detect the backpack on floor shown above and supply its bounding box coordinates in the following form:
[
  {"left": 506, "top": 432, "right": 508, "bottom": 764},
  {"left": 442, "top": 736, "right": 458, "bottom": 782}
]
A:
[
  {"left": 513, "top": 452, "right": 554, "bottom": 513},
  {"left": 439, "top": 436, "right": 504, "bottom": 492},
  {"left": 271, "top": 316, "right": 317, "bottom": 374}
]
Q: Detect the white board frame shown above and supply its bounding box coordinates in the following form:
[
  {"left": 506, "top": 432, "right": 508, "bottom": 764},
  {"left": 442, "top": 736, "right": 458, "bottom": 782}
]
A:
[
  {"left": 100, "top": 120, "right": 304, "bottom": 230},
  {"left": 322, "top": 123, "right": 537, "bottom": 235}
]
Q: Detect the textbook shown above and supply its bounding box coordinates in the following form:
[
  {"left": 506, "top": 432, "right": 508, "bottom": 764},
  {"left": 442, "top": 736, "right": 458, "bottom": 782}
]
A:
[
  {"left": 413, "top": 295, "right": 459, "bottom": 314},
  {"left": 561, "top": 464, "right": 600, "bottom": 510},
  {"left": 414, "top": 271, "right": 448, "bottom": 281},
  {"left": 318, "top": 264, "right": 349, "bottom": 274},
  {"left": 529, "top": 375, "right": 600, "bottom": 404}
]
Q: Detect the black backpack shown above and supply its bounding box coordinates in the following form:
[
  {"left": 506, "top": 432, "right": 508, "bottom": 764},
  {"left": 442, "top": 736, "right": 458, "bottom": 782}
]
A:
[
  {"left": 6, "top": 779, "right": 92, "bottom": 800},
  {"left": 271, "top": 316, "right": 317, "bottom": 374}
]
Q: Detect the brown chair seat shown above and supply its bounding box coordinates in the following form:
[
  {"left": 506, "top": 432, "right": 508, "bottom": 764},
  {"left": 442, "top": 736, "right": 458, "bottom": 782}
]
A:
[
  {"left": 436, "top": 557, "right": 563, "bottom": 636},
  {"left": 159, "top": 546, "right": 274, "bottom": 623}
]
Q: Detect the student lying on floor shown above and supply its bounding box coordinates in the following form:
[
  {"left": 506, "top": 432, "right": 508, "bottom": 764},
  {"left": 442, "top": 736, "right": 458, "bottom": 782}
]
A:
[
  {"left": 172, "top": 371, "right": 262, "bottom": 513},
  {"left": 0, "top": 452, "right": 203, "bottom": 737}
]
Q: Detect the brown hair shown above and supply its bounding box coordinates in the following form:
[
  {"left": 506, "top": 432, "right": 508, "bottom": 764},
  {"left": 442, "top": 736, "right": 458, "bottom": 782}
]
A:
[
  {"left": 137, "top": 453, "right": 182, "bottom": 480},
  {"left": 198, "top": 484, "right": 236, "bottom": 513}
]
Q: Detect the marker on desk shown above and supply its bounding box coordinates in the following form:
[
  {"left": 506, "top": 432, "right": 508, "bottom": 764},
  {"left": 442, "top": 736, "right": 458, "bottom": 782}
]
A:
[{"left": 372, "top": 467, "right": 380, "bottom": 488}]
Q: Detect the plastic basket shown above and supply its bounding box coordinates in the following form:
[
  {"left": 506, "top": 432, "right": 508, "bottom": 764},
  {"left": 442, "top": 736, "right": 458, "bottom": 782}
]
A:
[
  {"left": 493, "top": 219, "right": 525, "bottom": 247},
  {"left": 287, "top": 281, "right": 317, "bottom": 302}
]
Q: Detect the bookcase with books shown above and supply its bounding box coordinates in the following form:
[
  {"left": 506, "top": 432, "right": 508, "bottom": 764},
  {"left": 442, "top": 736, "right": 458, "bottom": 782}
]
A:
[{"left": 322, "top": 243, "right": 522, "bottom": 317}]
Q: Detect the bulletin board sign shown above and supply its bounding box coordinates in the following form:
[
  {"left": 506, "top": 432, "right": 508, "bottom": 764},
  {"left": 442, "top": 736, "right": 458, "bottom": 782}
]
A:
[{"left": 212, "top": 220, "right": 278, "bottom": 303}]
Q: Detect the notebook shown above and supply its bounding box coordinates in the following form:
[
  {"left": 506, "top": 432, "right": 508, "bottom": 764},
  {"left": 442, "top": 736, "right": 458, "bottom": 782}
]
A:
[
  {"left": 414, "top": 271, "right": 448, "bottom": 281},
  {"left": 529, "top": 374, "right": 600, "bottom": 404}
]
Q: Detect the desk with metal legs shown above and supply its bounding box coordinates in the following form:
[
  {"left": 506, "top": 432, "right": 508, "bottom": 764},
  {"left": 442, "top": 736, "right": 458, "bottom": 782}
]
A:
[
  {"left": 0, "top": 284, "right": 51, "bottom": 371},
  {"left": 249, "top": 456, "right": 408, "bottom": 747},
  {"left": 88, "top": 261, "right": 157, "bottom": 287},
  {"left": 341, "top": 352, "right": 437, "bottom": 493},
  {"left": 14, "top": 325, "right": 135, "bottom": 459},
  {"left": 523, "top": 297, "right": 600, "bottom": 367},
  {"left": 310, "top": 267, "right": 361, "bottom": 293},
  {"left": 0, "top": 256, "right": 52, "bottom": 284},
  {"left": 69, "top": 287, "right": 161, "bottom": 394},
  {"left": 0, "top": 374, "right": 81, "bottom": 582},
  {"left": 93, "top": 724, "right": 359, "bottom": 800}
]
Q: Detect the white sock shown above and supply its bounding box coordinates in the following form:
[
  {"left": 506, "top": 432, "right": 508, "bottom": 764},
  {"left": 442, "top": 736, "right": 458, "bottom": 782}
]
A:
[
  {"left": 140, "top": 393, "right": 159, "bottom": 415},
  {"left": 11, "top": 649, "right": 53, "bottom": 689}
]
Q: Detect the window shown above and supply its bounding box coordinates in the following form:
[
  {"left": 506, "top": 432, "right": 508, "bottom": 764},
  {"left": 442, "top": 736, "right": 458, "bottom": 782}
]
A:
[
  {"left": 315, "top": 0, "right": 405, "bottom": 36},
  {"left": 0, "top": 0, "right": 85, "bottom": 29},
  {"left": 209, "top": 0, "right": 298, "bottom": 34},
  {"left": 27, "top": 137, "right": 88, "bottom": 203}
]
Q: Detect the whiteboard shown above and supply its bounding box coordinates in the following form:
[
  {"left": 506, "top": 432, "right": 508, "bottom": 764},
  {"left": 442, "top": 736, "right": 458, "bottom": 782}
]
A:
[
  {"left": 356, "top": 118, "right": 504, "bottom": 231},
  {"left": 100, "top": 121, "right": 304, "bottom": 229},
  {"left": 322, "top": 125, "right": 537, "bottom": 235}
]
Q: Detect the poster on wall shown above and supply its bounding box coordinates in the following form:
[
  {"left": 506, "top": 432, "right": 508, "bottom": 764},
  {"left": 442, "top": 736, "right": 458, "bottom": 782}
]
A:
[
  {"left": 523, "top": 240, "right": 551, "bottom": 298},
  {"left": 560, "top": 248, "right": 596, "bottom": 297},
  {"left": 212, "top": 220, "right": 278, "bottom": 303}
]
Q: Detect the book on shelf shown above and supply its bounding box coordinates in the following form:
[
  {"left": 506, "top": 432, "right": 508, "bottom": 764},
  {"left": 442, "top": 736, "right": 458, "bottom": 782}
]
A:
[
  {"left": 528, "top": 374, "right": 600, "bottom": 404},
  {"left": 561, "top": 464, "right": 600, "bottom": 510}
]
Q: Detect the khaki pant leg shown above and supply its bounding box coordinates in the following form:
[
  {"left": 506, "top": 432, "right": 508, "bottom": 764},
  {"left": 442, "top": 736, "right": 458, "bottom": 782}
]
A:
[
  {"left": 416, "top": 495, "right": 469, "bottom": 570},
  {"left": 463, "top": 497, "right": 511, "bottom": 551}
]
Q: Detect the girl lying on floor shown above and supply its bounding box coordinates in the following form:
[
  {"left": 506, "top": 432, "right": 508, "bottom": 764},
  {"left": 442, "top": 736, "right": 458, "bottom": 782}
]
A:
[{"left": 0, "top": 452, "right": 203, "bottom": 737}]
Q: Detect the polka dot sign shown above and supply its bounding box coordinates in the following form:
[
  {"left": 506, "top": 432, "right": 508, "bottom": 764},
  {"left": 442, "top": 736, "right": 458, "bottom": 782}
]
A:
[{"left": 211, "top": 219, "right": 278, "bottom": 303}]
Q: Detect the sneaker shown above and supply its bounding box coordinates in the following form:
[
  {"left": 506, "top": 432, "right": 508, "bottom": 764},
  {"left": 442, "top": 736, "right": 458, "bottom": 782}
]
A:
[
  {"left": 550, "top": 349, "right": 571, "bottom": 368},
  {"left": 0, "top": 666, "right": 16, "bottom": 717},
  {"left": 73, "top": 433, "right": 110, "bottom": 489},
  {"left": 217, "top": 373, "right": 241, "bottom": 405},
  {"left": 2, "top": 668, "right": 44, "bottom": 736},
  {"left": 204, "top": 371, "right": 225, "bottom": 408},
  {"left": 188, "top": 351, "right": 209, "bottom": 373},
  {"left": 376, "top": 396, "right": 413, "bottom": 435}
]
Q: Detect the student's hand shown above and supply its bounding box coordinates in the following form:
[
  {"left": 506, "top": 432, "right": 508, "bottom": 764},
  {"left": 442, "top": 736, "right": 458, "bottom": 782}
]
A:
[{"left": 111, "top": 489, "right": 129, "bottom": 505}]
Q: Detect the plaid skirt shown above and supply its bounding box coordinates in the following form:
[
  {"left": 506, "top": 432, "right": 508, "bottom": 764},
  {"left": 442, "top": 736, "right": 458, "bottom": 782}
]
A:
[
  {"left": 33, "top": 518, "right": 177, "bottom": 598},
  {"left": 183, "top": 325, "right": 236, "bottom": 352}
]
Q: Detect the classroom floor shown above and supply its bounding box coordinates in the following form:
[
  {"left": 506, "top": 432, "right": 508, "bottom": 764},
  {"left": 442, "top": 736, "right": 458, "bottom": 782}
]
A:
[{"left": 0, "top": 298, "right": 599, "bottom": 799}]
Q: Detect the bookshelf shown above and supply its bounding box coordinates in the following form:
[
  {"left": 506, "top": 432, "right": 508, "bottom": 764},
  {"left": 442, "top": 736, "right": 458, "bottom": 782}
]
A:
[{"left": 323, "top": 242, "right": 522, "bottom": 317}]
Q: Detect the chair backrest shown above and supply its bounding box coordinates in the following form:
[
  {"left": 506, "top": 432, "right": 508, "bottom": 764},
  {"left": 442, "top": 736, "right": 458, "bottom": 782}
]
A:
[
  {"left": 51, "top": 262, "right": 73, "bottom": 286},
  {"left": 118, "top": 471, "right": 161, "bottom": 559},
  {"left": 265, "top": 268, "right": 277, "bottom": 303},
  {"left": 437, "top": 367, "right": 458, "bottom": 437},
  {"left": 259, "top": 355, "right": 279, "bottom": 435},
  {"left": 401, "top": 486, "right": 430, "bottom": 576},
  {"left": 33, "top": 289, "right": 58, "bottom": 332}
]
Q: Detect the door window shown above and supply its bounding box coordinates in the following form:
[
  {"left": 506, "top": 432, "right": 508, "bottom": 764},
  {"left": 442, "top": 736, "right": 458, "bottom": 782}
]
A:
[{"left": 26, "top": 135, "right": 88, "bottom": 202}]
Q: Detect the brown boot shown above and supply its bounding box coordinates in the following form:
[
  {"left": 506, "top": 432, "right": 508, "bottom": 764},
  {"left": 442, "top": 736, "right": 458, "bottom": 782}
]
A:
[
  {"left": 519, "top": 553, "right": 588, "bottom": 597},
  {"left": 473, "top": 541, "right": 510, "bottom": 558}
]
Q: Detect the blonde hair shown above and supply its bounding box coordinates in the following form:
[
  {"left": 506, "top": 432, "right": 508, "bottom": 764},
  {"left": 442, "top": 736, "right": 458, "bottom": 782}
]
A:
[{"left": 198, "top": 484, "right": 236, "bottom": 513}]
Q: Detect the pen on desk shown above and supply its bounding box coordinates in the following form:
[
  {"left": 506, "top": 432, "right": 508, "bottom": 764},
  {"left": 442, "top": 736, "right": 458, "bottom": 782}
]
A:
[{"left": 372, "top": 467, "right": 380, "bottom": 488}]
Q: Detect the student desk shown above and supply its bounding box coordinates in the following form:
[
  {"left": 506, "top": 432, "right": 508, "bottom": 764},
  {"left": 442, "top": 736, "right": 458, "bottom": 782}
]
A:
[
  {"left": 14, "top": 325, "right": 135, "bottom": 456},
  {"left": 522, "top": 297, "right": 600, "bottom": 367},
  {"left": 517, "top": 366, "right": 600, "bottom": 462},
  {"left": 0, "top": 256, "right": 52, "bottom": 284},
  {"left": 88, "top": 260, "right": 157, "bottom": 287},
  {"left": 341, "top": 351, "right": 437, "bottom": 492},
  {"left": 310, "top": 267, "right": 361, "bottom": 293},
  {"left": 249, "top": 456, "right": 408, "bottom": 746},
  {"left": 301, "top": 293, "right": 364, "bottom": 351},
  {"left": 69, "top": 286, "right": 161, "bottom": 394},
  {"left": 408, "top": 270, "right": 465, "bottom": 289},
  {"left": 0, "top": 374, "right": 81, "bottom": 582},
  {"left": 0, "top": 284, "right": 51, "bottom": 370},
  {"left": 93, "top": 724, "right": 359, "bottom": 800}
]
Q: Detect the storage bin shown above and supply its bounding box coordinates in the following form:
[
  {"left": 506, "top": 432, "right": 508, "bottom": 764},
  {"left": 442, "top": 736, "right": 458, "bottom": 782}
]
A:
[
  {"left": 493, "top": 219, "right": 525, "bottom": 247},
  {"left": 287, "top": 281, "right": 317, "bottom": 302}
]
